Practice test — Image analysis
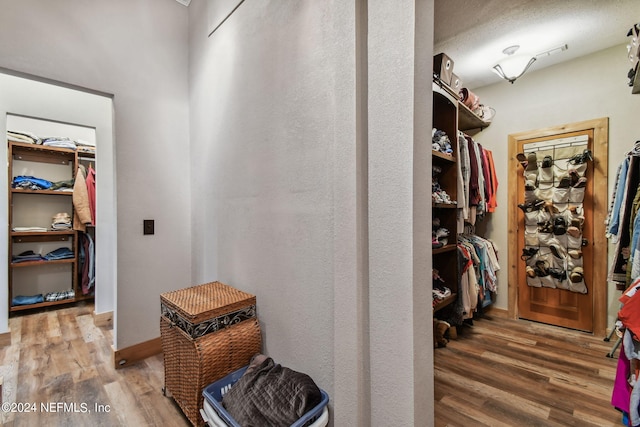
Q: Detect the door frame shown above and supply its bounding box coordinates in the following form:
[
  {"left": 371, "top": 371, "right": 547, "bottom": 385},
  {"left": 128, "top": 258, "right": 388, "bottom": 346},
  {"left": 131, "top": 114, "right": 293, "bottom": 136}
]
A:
[{"left": 507, "top": 117, "right": 609, "bottom": 336}]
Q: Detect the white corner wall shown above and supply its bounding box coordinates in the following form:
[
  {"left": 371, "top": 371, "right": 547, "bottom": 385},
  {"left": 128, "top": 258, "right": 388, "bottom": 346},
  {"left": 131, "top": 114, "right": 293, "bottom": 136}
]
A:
[
  {"left": 473, "top": 44, "right": 640, "bottom": 328},
  {"left": 188, "top": 0, "right": 434, "bottom": 425},
  {"left": 0, "top": 0, "right": 191, "bottom": 350}
]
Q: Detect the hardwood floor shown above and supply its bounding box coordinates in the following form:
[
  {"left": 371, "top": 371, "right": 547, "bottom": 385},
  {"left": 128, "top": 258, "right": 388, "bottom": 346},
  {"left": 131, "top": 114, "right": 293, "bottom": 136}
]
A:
[
  {"left": 0, "top": 302, "right": 625, "bottom": 426},
  {"left": 0, "top": 302, "right": 190, "bottom": 427},
  {"left": 434, "top": 312, "right": 623, "bottom": 427}
]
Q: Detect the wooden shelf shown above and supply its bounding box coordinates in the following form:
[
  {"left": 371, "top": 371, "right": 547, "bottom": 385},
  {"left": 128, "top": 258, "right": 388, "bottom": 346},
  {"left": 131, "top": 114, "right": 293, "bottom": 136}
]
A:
[
  {"left": 433, "top": 203, "right": 458, "bottom": 209},
  {"left": 11, "top": 189, "right": 73, "bottom": 196},
  {"left": 10, "top": 141, "right": 76, "bottom": 164},
  {"left": 458, "top": 101, "right": 490, "bottom": 135},
  {"left": 433, "top": 244, "right": 457, "bottom": 255},
  {"left": 10, "top": 294, "right": 93, "bottom": 313},
  {"left": 10, "top": 259, "right": 75, "bottom": 268},
  {"left": 432, "top": 150, "right": 456, "bottom": 163},
  {"left": 434, "top": 293, "right": 457, "bottom": 312},
  {"left": 11, "top": 231, "right": 75, "bottom": 243},
  {"left": 8, "top": 138, "right": 83, "bottom": 314}
]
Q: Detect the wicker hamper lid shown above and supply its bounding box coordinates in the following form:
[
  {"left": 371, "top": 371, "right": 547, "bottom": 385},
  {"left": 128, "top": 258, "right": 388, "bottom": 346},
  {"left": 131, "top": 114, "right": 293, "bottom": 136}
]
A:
[{"left": 160, "top": 281, "right": 256, "bottom": 324}]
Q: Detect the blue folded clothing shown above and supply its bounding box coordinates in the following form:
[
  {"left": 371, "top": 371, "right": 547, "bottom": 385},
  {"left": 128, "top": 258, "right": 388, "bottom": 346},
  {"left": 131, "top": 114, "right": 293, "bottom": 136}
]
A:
[
  {"left": 12, "top": 175, "right": 53, "bottom": 190},
  {"left": 12, "top": 294, "right": 44, "bottom": 306},
  {"left": 12, "top": 250, "right": 45, "bottom": 263},
  {"left": 44, "top": 247, "right": 74, "bottom": 260}
]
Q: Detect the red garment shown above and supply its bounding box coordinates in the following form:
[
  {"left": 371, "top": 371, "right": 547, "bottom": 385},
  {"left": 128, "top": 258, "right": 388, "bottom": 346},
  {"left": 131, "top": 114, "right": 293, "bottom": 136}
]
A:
[
  {"left": 619, "top": 286, "right": 640, "bottom": 341},
  {"left": 485, "top": 149, "right": 499, "bottom": 213},
  {"left": 86, "top": 165, "right": 96, "bottom": 225}
]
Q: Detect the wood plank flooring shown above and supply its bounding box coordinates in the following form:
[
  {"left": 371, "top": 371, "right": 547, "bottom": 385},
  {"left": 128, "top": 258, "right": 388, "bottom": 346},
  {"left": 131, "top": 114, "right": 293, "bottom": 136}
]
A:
[
  {"left": 0, "top": 303, "right": 626, "bottom": 426},
  {"left": 434, "top": 312, "right": 623, "bottom": 427},
  {"left": 0, "top": 302, "right": 190, "bottom": 427}
]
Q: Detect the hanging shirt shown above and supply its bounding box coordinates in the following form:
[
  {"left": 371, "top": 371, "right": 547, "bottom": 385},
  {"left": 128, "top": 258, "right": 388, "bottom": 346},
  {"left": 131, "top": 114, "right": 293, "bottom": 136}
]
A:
[{"left": 86, "top": 164, "right": 97, "bottom": 225}]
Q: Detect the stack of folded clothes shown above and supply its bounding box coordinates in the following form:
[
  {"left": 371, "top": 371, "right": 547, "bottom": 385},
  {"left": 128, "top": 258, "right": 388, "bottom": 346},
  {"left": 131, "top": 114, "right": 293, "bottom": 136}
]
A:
[
  {"left": 44, "top": 289, "right": 74, "bottom": 302},
  {"left": 12, "top": 175, "right": 53, "bottom": 190},
  {"left": 75, "top": 139, "right": 96, "bottom": 154},
  {"left": 41, "top": 136, "right": 76, "bottom": 150},
  {"left": 44, "top": 247, "right": 74, "bottom": 260},
  {"left": 7, "top": 130, "right": 40, "bottom": 144},
  {"left": 12, "top": 250, "right": 44, "bottom": 263},
  {"left": 12, "top": 294, "right": 44, "bottom": 306},
  {"left": 51, "top": 212, "right": 72, "bottom": 230}
]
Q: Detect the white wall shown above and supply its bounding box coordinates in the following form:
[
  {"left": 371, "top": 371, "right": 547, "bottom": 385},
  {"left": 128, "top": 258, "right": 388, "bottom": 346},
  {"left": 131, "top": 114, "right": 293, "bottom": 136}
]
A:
[
  {"left": 0, "top": 0, "right": 191, "bottom": 349},
  {"left": 188, "top": 0, "right": 433, "bottom": 425},
  {"left": 473, "top": 44, "right": 640, "bottom": 328}
]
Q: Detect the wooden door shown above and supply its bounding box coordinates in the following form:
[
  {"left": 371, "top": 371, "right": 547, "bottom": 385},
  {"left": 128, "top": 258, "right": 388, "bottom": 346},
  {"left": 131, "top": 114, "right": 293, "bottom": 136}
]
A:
[{"left": 507, "top": 119, "right": 608, "bottom": 335}]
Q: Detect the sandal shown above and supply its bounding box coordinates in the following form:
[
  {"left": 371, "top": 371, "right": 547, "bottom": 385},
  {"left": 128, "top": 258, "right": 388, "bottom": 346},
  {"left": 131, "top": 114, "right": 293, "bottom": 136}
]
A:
[
  {"left": 549, "top": 268, "right": 568, "bottom": 281},
  {"left": 538, "top": 220, "right": 554, "bottom": 234},
  {"left": 570, "top": 266, "right": 584, "bottom": 283},
  {"left": 573, "top": 177, "right": 587, "bottom": 188},
  {"left": 521, "top": 247, "right": 539, "bottom": 261},
  {"left": 518, "top": 199, "right": 545, "bottom": 213},
  {"left": 550, "top": 244, "right": 565, "bottom": 259},
  {"left": 534, "top": 260, "right": 550, "bottom": 277}
]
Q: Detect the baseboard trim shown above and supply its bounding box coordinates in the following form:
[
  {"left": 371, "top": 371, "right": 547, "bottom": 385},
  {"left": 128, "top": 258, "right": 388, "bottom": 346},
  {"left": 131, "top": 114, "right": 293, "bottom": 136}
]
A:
[
  {"left": 0, "top": 331, "right": 11, "bottom": 348},
  {"left": 113, "top": 337, "right": 162, "bottom": 369},
  {"left": 93, "top": 310, "right": 113, "bottom": 328},
  {"left": 484, "top": 306, "right": 508, "bottom": 319}
]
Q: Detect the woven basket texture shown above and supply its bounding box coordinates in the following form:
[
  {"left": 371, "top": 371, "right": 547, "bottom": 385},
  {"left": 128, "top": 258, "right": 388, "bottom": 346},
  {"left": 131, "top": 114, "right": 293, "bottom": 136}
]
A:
[
  {"left": 160, "top": 281, "right": 256, "bottom": 324},
  {"left": 162, "top": 316, "right": 262, "bottom": 427}
]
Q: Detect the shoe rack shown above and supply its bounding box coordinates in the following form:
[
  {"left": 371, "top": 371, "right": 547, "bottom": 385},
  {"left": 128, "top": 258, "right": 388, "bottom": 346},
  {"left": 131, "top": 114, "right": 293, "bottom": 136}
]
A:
[
  {"left": 432, "top": 82, "right": 459, "bottom": 314},
  {"left": 432, "top": 80, "right": 493, "bottom": 318}
]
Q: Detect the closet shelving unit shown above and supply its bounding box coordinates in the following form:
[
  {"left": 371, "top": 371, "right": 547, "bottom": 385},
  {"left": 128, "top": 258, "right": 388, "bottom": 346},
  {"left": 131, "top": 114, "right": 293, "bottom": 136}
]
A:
[
  {"left": 432, "top": 81, "right": 491, "bottom": 315},
  {"left": 7, "top": 141, "right": 93, "bottom": 312}
]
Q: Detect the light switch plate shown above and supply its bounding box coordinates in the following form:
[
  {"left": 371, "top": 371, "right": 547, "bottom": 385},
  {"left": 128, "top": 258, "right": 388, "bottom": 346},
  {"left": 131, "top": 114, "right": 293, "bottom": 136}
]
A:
[{"left": 143, "top": 219, "right": 154, "bottom": 235}]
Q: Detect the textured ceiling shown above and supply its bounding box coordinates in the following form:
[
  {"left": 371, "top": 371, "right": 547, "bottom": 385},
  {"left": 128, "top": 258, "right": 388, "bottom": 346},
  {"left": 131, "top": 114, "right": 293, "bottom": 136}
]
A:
[{"left": 435, "top": 0, "right": 640, "bottom": 89}]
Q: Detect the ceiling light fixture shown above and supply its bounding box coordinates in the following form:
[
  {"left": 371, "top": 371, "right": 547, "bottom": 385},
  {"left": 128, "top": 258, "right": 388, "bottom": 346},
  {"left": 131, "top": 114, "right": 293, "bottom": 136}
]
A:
[{"left": 492, "top": 45, "right": 536, "bottom": 84}]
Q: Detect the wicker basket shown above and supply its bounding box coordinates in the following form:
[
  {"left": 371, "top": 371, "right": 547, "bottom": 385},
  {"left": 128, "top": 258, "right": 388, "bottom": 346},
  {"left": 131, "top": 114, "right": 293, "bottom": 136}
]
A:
[{"left": 160, "top": 282, "right": 262, "bottom": 427}]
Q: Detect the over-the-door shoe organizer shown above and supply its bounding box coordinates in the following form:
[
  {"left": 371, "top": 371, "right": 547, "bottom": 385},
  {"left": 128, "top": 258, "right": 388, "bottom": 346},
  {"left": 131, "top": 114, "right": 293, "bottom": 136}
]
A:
[{"left": 519, "top": 147, "right": 592, "bottom": 293}]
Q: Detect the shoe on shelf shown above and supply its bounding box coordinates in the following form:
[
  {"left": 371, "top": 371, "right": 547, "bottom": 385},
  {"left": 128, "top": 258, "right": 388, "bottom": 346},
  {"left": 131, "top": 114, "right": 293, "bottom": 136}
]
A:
[
  {"left": 570, "top": 266, "right": 584, "bottom": 283},
  {"left": 518, "top": 199, "right": 545, "bottom": 213},
  {"left": 568, "top": 249, "right": 583, "bottom": 259},
  {"left": 525, "top": 152, "right": 538, "bottom": 171},
  {"left": 516, "top": 153, "right": 528, "bottom": 168},
  {"left": 550, "top": 244, "right": 565, "bottom": 259},
  {"left": 557, "top": 175, "right": 571, "bottom": 188},
  {"left": 521, "top": 247, "right": 539, "bottom": 261},
  {"left": 573, "top": 177, "right": 587, "bottom": 188}
]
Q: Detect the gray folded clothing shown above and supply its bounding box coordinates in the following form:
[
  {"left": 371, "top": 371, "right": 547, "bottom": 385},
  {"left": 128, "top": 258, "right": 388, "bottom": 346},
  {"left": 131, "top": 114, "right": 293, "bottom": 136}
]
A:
[{"left": 222, "top": 354, "right": 322, "bottom": 426}]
